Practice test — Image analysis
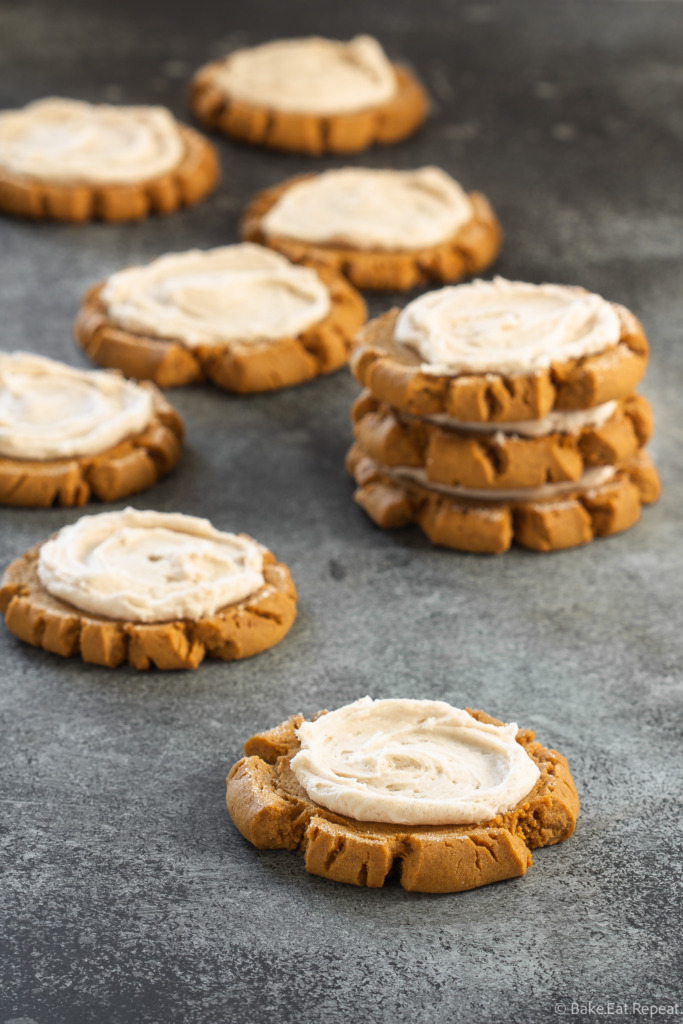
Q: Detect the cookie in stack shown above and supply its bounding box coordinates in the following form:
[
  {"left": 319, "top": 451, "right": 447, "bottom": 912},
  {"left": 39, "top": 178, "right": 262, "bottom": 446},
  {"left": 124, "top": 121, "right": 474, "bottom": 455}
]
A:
[{"left": 347, "top": 278, "right": 660, "bottom": 553}]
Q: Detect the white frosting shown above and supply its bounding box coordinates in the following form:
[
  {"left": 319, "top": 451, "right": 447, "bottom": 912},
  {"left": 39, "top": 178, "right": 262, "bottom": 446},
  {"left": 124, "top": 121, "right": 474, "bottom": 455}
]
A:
[
  {"left": 421, "top": 399, "right": 619, "bottom": 438},
  {"left": 291, "top": 697, "right": 540, "bottom": 826},
  {"left": 38, "top": 509, "right": 266, "bottom": 623},
  {"left": 0, "top": 97, "right": 185, "bottom": 184},
  {"left": 208, "top": 36, "right": 397, "bottom": 115},
  {"left": 382, "top": 459, "right": 617, "bottom": 502},
  {"left": 395, "top": 277, "right": 622, "bottom": 376},
  {"left": 261, "top": 167, "right": 474, "bottom": 251},
  {"left": 0, "top": 352, "right": 153, "bottom": 461},
  {"left": 101, "top": 244, "right": 331, "bottom": 348}
]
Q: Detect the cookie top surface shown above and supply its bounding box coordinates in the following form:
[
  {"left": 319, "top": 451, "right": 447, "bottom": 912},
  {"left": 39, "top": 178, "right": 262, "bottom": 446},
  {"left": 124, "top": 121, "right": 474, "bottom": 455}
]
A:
[
  {"left": 260, "top": 167, "right": 474, "bottom": 251},
  {"left": 0, "top": 97, "right": 186, "bottom": 185},
  {"left": 100, "top": 243, "right": 331, "bottom": 348},
  {"left": 37, "top": 508, "right": 266, "bottom": 623},
  {"left": 395, "top": 277, "right": 622, "bottom": 376},
  {"left": 204, "top": 35, "right": 398, "bottom": 115},
  {"left": 290, "top": 696, "right": 541, "bottom": 825},
  {"left": 0, "top": 351, "right": 154, "bottom": 460}
]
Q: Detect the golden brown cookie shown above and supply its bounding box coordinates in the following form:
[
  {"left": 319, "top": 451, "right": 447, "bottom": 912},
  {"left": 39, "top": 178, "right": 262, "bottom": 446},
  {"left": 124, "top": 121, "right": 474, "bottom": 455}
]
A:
[
  {"left": 74, "top": 263, "right": 367, "bottom": 391},
  {"left": 352, "top": 390, "right": 654, "bottom": 491},
  {"left": 0, "top": 125, "right": 219, "bottom": 223},
  {"left": 190, "top": 63, "right": 428, "bottom": 156},
  {"left": 347, "top": 442, "right": 661, "bottom": 553},
  {"left": 0, "top": 543, "right": 297, "bottom": 670},
  {"left": 0, "top": 384, "right": 183, "bottom": 508},
  {"left": 241, "top": 177, "right": 501, "bottom": 291},
  {"left": 351, "top": 307, "right": 649, "bottom": 421},
  {"left": 226, "top": 709, "right": 579, "bottom": 892}
]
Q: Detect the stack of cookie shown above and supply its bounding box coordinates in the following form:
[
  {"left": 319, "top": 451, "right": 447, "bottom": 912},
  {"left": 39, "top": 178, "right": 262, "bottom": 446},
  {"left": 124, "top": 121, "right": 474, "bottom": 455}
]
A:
[{"left": 347, "top": 278, "right": 660, "bottom": 553}]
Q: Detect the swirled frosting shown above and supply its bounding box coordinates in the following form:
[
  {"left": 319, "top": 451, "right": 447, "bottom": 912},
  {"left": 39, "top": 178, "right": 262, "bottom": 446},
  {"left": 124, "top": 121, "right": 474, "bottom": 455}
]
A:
[
  {"left": 0, "top": 352, "right": 153, "bottom": 460},
  {"left": 395, "top": 278, "right": 622, "bottom": 376},
  {"left": 291, "top": 697, "right": 540, "bottom": 825},
  {"left": 38, "top": 509, "right": 266, "bottom": 623},
  {"left": 207, "top": 36, "right": 397, "bottom": 115},
  {"left": 101, "top": 244, "right": 331, "bottom": 348},
  {"left": 0, "top": 98, "right": 185, "bottom": 184},
  {"left": 261, "top": 167, "right": 474, "bottom": 251}
]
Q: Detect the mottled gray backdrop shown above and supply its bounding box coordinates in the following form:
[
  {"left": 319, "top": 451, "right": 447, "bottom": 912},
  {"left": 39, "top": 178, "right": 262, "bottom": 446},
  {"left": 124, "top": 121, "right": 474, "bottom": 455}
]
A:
[{"left": 0, "top": 1, "right": 681, "bottom": 1022}]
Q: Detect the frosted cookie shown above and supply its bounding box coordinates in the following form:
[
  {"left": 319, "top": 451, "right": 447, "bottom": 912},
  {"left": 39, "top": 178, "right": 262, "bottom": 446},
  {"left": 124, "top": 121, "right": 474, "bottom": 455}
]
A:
[
  {"left": 0, "top": 97, "right": 219, "bottom": 222},
  {"left": 74, "top": 243, "right": 367, "bottom": 391},
  {"left": 351, "top": 279, "right": 650, "bottom": 420},
  {"left": 241, "top": 167, "right": 501, "bottom": 291},
  {"left": 226, "top": 697, "right": 579, "bottom": 892},
  {"left": 351, "top": 390, "right": 654, "bottom": 491},
  {"left": 347, "top": 442, "right": 661, "bottom": 553},
  {"left": 0, "top": 509, "right": 297, "bottom": 669},
  {"left": 190, "top": 35, "right": 428, "bottom": 155},
  {"left": 0, "top": 352, "right": 183, "bottom": 507}
]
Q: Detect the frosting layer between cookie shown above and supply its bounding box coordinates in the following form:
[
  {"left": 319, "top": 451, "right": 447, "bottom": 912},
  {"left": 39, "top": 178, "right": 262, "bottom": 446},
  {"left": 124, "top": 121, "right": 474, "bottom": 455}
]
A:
[
  {"left": 0, "top": 352, "right": 153, "bottom": 460},
  {"left": 367, "top": 456, "right": 616, "bottom": 501},
  {"left": 101, "top": 244, "right": 331, "bottom": 347},
  {"left": 395, "top": 278, "right": 622, "bottom": 376},
  {"left": 37, "top": 509, "right": 265, "bottom": 622},
  {"left": 261, "top": 167, "right": 474, "bottom": 251},
  {"left": 0, "top": 98, "right": 185, "bottom": 185},
  {"left": 206, "top": 36, "right": 397, "bottom": 115},
  {"left": 291, "top": 697, "right": 541, "bottom": 825},
  {"left": 421, "top": 400, "right": 619, "bottom": 437}
]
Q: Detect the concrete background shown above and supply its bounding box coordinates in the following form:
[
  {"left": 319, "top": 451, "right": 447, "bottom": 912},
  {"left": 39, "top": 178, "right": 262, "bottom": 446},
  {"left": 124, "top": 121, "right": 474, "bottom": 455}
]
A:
[{"left": 0, "top": 1, "right": 681, "bottom": 1022}]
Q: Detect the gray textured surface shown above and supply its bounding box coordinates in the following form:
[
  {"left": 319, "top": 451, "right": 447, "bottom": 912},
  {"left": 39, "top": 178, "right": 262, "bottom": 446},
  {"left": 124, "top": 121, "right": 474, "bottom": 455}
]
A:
[{"left": 1, "top": 1, "right": 682, "bottom": 1022}]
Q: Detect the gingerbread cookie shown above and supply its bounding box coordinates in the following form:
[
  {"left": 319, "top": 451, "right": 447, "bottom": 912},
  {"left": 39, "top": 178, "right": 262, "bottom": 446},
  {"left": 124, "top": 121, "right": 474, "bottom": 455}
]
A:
[
  {"left": 241, "top": 168, "right": 501, "bottom": 291},
  {"left": 74, "top": 243, "right": 367, "bottom": 391},
  {"left": 347, "top": 442, "right": 660, "bottom": 554},
  {"left": 0, "top": 509, "right": 297, "bottom": 669},
  {"left": 350, "top": 281, "right": 650, "bottom": 420},
  {"left": 0, "top": 352, "right": 183, "bottom": 507},
  {"left": 346, "top": 278, "right": 659, "bottom": 551},
  {"left": 352, "top": 390, "right": 654, "bottom": 490},
  {"left": 227, "top": 697, "right": 579, "bottom": 892},
  {"left": 190, "top": 35, "right": 428, "bottom": 155},
  {"left": 0, "top": 97, "right": 219, "bottom": 222}
]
